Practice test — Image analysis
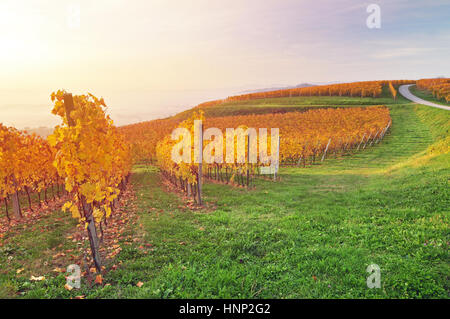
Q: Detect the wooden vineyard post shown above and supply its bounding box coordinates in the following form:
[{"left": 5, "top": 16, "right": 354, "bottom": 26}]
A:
[
  {"left": 383, "top": 123, "right": 390, "bottom": 139},
  {"left": 378, "top": 125, "right": 387, "bottom": 143},
  {"left": 379, "top": 120, "right": 391, "bottom": 141},
  {"left": 377, "top": 127, "right": 384, "bottom": 143},
  {"left": 11, "top": 176, "right": 22, "bottom": 218},
  {"left": 369, "top": 131, "right": 378, "bottom": 147},
  {"left": 321, "top": 138, "right": 331, "bottom": 162},
  {"left": 357, "top": 133, "right": 366, "bottom": 151},
  {"left": 3, "top": 197, "right": 10, "bottom": 222},
  {"left": 195, "top": 120, "right": 203, "bottom": 205},
  {"left": 81, "top": 195, "right": 102, "bottom": 271},
  {"left": 363, "top": 132, "right": 372, "bottom": 150},
  {"left": 24, "top": 186, "right": 33, "bottom": 211},
  {"left": 12, "top": 191, "right": 22, "bottom": 219},
  {"left": 299, "top": 141, "right": 308, "bottom": 166},
  {"left": 344, "top": 137, "right": 351, "bottom": 153},
  {"left": 64, "top": 93, "right": 102, "bottom": 271},
  {"left": 376, "top": 125, "right": 386, "bottom": 143}
]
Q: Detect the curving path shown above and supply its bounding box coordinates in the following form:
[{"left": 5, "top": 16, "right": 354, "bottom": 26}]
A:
[{"left": 399, "top": 84, "right": 450, "bottom": 111}]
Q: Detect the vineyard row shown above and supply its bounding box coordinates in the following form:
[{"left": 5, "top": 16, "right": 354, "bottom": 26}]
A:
[{"left": 155, "top": 106, "right": 392, "bottom": 203}]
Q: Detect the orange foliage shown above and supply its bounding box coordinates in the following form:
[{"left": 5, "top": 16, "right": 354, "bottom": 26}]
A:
[
  {"left": 121, "top": 80, "right": 411, "bottom": 164},
  {"left": 154, "top": 106, "right": 392, "bottom": 190},
  {"left": 202, "top": 106, "right": 392, "bottom": 164},
  {"left": 119, "top": 118, "right": 181, "bottom": 164},
  {"left": 192, "top": 80, "right": 415, "bottom": 109},
  {"left": 416, "top": 78, "right": 450, "bottom": 103},
  {"left": 0, "top": 124, "right": 59, "bottom": 219},
  {"left": 49, "top": 90, "right": 132, "bottom": 223}
]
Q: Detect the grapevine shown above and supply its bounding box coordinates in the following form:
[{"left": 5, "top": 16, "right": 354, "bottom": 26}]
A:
[{"left": 48, "top": 90, "right": 132, "bottom": 269}]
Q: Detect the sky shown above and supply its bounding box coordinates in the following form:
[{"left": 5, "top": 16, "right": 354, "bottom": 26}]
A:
[{"left": 0, "top": 0, "right": 449, "bottom": 129}]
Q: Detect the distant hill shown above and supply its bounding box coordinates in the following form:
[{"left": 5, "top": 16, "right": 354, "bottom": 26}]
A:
[
  {"left": 23, "top": 126, "right": 53, "bottom": 138},
  {"left": 239, "top": 83, "right": 316, "bottom": 94}
]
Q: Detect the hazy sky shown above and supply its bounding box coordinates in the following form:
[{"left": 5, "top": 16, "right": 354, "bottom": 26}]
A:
[{"left": 1, "top": 0, "right": 449, "bottom": 128}]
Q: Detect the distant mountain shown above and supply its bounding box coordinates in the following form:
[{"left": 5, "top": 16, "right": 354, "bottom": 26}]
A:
[
  {"left": 239, "top": 83, "right": 316, "bottom": 94},
  {"left": 23, "top": 126, "right": 53, "bottom": 138}
]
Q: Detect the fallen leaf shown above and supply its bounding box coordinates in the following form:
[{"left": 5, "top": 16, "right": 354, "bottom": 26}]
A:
[
  {"left": 94, "top": 274, "right": 103, "bottom": 285},
  {"left": 53, "top": 267, "right": 65, "bottom": 273},
  {"left": 16, "top": 268, "right": 25, "bottom": 274},
  {"left": 30, "top": 275, "right": 46, "bottom": 281},
  {"left": 64, "top": 283, "right": 73, "bottom": 291}
]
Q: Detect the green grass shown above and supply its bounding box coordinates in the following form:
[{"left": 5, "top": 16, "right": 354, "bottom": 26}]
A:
[
  {"left": 75, "top": 103, "right": 449, "bottom": 298},
  {"left": 1, "top": 96, "right": 448, "bottom": 299},
  {"left": 107, "top": 104, "right": 447, "bottom": 299},
  {"left": 0, "top": 210, "right": 79, "bottom": 298},
  {"left": 409, "top": 85, "right": 450, "bottom": 107}
]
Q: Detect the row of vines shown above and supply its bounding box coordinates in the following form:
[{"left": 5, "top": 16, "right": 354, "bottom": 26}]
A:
[
  {"left": 0, "top": 125, "right": 60, "bottom": 221},
  {"left": 121, "top": 80, "right": 408, "bottom": 164},
  {"left": 416, "top": 78, "right": 450, "bottom": 103},
  {"left": 1, "top": 91, "right": 132, "bottom": 271},
  {"left": 154, "top": 106, "right": 392, "bottom": 203},
  {"left": 195, "top": 80, "right": 415, "bottom": 108}
]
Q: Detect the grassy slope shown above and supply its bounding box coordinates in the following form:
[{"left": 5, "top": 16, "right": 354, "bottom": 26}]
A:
[{"left": 89, "top": 103, "right": 448, "bottom": 299}]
